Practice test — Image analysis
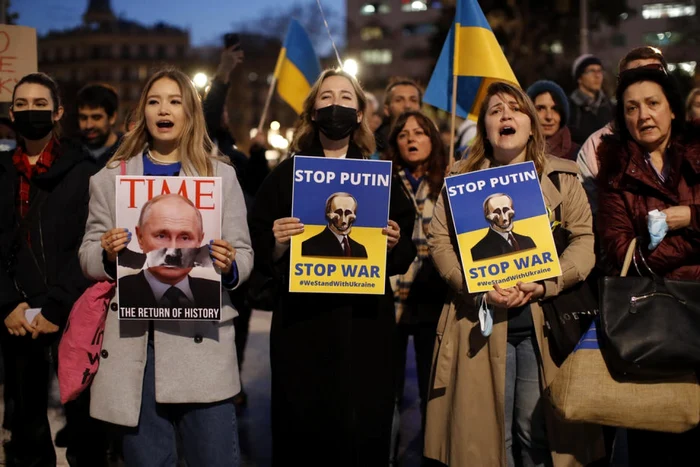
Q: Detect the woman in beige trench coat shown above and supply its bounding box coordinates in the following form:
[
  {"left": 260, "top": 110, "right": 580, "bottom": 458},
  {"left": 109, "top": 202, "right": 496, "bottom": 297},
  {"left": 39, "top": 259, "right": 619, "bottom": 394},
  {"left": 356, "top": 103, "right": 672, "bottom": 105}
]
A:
[{"left": 423, "top": 82, "right": 605, "bottom": 467}]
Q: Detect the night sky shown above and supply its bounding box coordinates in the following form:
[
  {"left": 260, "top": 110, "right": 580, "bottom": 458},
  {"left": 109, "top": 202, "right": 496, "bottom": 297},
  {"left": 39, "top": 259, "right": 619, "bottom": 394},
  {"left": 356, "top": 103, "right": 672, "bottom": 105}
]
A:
[{"left": 13, "top": 0, "right": 346, "bottom": 46}]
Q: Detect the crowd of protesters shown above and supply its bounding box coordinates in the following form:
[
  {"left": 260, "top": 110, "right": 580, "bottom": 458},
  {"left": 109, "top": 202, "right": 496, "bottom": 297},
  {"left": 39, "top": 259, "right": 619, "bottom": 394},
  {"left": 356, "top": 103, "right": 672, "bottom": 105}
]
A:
[{"left": 0, "top": 39, "right": 699, "bottom": 467}]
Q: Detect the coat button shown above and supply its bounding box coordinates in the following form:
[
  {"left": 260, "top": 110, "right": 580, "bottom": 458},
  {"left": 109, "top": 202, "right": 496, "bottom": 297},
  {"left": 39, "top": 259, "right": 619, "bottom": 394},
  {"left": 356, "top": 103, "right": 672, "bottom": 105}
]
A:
[
  {"left": 194, "top": 335, "right": 203, "bottom": 344},
  {"left": 467, "top": 350, "right": 475, "bottom": 358},
  {"left": 110, "top": 302, "right": 118, "bottom": 311},
  {"left": 101, "top": 349, "right": 109, "bottom": 359}
]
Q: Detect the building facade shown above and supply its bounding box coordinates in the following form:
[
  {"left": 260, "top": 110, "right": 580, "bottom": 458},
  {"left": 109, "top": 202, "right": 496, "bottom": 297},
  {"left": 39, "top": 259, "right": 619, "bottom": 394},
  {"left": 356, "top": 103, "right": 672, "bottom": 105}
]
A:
[
  {"left": 346, "top": 0, "right": 455, "bottom": 94},
  {"left": 590, "top": 0, "right": 698, "bottom": 81},
  {"left": 37, "top": 0, "right": 191, "bottom": 132}
]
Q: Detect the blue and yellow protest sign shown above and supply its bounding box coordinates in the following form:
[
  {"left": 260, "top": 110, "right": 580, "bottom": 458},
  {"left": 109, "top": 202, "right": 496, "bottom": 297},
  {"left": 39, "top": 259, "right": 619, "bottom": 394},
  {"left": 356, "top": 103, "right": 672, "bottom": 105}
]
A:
[
  {"left": 445, "top": 161, "right": 561, "bottom": 293},
  {"left": 290, "top": 156, "right": 392, "bottom": 294}
]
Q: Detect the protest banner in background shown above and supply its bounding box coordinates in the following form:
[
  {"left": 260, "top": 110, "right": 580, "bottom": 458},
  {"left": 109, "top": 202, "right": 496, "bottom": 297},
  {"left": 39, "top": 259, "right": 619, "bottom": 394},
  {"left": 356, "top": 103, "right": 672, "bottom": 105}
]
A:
[
  {"left": 445, "top": 161, "right": 561, "bottom": 293},
  {"left": 0, "top": 25, "right": 37, "bottom": 103},
  {"left": 116, "top": 176, "right": 222, "bottom": 320},
  {"left": 290, "top": 156, "right": 392, "bottom": 294}
]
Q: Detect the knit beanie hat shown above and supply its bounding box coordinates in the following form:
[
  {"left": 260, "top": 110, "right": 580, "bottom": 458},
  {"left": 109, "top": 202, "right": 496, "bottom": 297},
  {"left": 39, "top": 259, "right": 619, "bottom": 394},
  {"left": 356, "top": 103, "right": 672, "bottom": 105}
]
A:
[
  {"left": 526, "top": 80, "right": 570, "bottom": 127},
  {"left": 572, "top": 54, "right": 603, "bottom": 80}
]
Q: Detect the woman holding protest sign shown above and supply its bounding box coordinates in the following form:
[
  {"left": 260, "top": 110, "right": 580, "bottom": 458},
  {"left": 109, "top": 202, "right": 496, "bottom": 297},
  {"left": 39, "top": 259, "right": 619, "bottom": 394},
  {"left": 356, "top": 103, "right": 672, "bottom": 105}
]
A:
[
  {"left": 248, "top": 68, "right": 416, "bottom": 465},
  {"left": 385, "top": 110, "right": 448, "bottom": 449},
  {"left": 423, "top": 81, "right": 602, "bottom": 467},
  {"left": 79, "top": 67, "right": 253, "bottom": 467}
]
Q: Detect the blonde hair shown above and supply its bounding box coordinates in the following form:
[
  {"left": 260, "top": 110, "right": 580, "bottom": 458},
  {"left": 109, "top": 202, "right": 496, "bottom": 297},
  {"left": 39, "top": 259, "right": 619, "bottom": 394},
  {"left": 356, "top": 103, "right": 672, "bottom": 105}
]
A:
[
  {"left": 291, "top": 68, "right": 376, "bottom": 157},
  {"left": 108, "top": 67, "right": 221, "bottom": 176},
  {"left": 459, "top": 82, "right": 547, "bottom": 174}
]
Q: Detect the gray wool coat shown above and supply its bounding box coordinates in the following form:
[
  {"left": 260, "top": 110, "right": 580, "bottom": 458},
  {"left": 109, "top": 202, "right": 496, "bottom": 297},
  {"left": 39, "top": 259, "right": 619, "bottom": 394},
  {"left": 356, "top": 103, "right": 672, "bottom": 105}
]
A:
[{"left": 79, "top": 155, "right": 253, "bottom": 427}]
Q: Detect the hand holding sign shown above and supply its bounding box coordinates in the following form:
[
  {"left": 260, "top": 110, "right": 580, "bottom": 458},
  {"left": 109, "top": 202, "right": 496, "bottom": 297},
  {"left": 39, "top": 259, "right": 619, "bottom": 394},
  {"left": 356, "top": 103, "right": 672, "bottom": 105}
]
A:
[
  {"left": 273, "top": 217, "right": 305, "bottom": 245},
  {"left": 101, "top": 228, "right": 131, "bottom": 262},
  {"left": 516, "top": 281, "right": 545, "bottom": 301},
  {"left": 486, "top": 283, "right": 532, "bottom": 308},
  {"left": 382, "top": 220, "right": 400, "bottom": 251},
  {"left": 209, "top": 239, "right": 236, "bottom": 274}
]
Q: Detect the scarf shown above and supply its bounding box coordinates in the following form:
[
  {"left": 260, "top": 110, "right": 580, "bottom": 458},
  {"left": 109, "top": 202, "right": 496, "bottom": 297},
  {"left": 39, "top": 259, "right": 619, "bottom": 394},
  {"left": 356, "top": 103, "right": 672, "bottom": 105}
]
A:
[
  {"left": 570, "top": 89, "right": 608, "bottom": 116},
  {"left": 391, "top": 169, "right": 435, "bottom": 322},
  {"left": 546, "top": 126, "right": 576, "bottom": 160}
]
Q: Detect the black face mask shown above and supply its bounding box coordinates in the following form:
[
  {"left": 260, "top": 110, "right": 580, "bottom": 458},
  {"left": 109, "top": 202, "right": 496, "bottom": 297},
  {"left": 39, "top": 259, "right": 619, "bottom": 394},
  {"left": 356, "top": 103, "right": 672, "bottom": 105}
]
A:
[
  {"left": 13, "top": 110, "right": 54, "bottom": 141},
  {"left": 314, "top": 105, "right": 359, "bottom": 141}
]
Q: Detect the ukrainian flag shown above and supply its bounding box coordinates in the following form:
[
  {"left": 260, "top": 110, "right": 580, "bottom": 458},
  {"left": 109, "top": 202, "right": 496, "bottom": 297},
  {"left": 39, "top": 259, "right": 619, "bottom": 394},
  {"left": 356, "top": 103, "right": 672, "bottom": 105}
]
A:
[
  {"left": 424, "top": 0, "right": 519, "bottom": 121},
  {"left": 273, "top": 19, "right": 322, "bottom": 115}
]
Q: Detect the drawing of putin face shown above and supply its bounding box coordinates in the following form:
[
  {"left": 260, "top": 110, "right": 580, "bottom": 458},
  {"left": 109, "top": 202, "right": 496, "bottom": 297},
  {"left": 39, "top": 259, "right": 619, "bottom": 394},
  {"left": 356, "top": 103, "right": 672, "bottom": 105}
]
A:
[
  {"left": 484, "top": 193, "right": 515, "bottom": 233},
  {"left": 326, "top": 193, "right": 357, "bottom": 236}
]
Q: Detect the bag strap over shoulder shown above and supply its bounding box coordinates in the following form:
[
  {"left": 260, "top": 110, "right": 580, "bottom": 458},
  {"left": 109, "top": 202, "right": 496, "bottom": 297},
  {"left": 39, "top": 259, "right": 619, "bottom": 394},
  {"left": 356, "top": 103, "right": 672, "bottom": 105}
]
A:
[
  {"left": 547, "top": 172, "right": 562, "bottom": 223},
  {"left": 120, "top": 160, "right": 126, "bottom": 175},
  {"left": 620, "top": 238, "right": 636, "bottom": 277}
]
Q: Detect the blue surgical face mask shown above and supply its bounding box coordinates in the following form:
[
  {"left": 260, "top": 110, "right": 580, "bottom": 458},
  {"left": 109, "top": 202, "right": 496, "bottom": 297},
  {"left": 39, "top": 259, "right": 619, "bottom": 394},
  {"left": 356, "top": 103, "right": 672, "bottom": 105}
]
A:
[{"left": 0, "top": 139, "right": 16, "bottom": 152}]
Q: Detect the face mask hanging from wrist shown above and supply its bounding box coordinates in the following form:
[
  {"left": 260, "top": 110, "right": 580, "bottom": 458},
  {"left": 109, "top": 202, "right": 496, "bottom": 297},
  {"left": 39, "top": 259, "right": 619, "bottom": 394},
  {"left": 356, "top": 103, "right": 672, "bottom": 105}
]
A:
[
  {"left": 13, "top": 110, "right": 55, "bottom": 141},
  {"left": 314, "top": 105, "right": 359, "bottom": 141}
]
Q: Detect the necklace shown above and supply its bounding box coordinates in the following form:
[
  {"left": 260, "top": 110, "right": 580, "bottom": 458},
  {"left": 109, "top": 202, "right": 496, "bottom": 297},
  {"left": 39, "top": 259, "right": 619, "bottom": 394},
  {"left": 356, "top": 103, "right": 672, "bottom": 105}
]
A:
[{"left": 147, "top": 150, "right": 178, "bottom": 165}]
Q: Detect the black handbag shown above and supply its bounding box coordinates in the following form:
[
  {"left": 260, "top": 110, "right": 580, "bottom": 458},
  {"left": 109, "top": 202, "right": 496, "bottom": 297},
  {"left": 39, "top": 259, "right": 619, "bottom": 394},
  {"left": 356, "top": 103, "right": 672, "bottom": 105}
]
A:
[
  {"left": 541, "top": 173, "right": 599, "bottom": 366},
  {"left": 599, "top": 238, "right": 700, "bottom": 379}
]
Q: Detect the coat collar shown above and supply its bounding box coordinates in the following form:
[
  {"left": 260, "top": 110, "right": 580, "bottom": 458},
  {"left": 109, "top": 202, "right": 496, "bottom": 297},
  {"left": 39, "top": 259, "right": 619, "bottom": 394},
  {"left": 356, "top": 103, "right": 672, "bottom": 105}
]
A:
[
  {"left": 0, "top": 138, "right": 90, "bottom": 184},
  {"left": 599, "top": 129, "right": 700, "bottom": 202}
]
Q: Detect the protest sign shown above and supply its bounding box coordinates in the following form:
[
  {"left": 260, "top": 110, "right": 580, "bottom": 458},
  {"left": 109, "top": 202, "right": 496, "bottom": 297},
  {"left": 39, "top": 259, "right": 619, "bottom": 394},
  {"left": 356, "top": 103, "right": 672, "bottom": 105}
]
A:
[
  {"left": 116, "top": 176, "right": 222, "bottom": 320},
  {"left": 290, "top": 156, "right": 392, "bottom": 294},
  {"left": 0, "top": 25, "right": 37, "bottom": 103},
  {"left": 445, "top": 161, "right": 561, "bottom": 293}
]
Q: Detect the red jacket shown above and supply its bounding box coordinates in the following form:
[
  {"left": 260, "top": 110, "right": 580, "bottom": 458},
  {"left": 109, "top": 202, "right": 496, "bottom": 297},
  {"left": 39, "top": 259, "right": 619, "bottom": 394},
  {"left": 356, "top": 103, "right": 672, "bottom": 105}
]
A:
[{"left": 596, "top": 126, "right": 700, "bottom": 280}]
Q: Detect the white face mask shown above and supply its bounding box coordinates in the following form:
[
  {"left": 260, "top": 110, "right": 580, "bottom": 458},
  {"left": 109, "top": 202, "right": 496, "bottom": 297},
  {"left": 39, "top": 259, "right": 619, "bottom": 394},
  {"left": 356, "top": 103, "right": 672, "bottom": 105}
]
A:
[{"left": 0, "top": 139, "right": 16, "bottom": 152}]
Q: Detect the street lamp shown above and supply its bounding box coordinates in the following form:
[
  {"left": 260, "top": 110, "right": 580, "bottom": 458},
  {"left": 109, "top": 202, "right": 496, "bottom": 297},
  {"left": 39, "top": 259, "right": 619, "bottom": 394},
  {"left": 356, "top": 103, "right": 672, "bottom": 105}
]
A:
[
  {"left": 343, "top": 59, "right": 359, "bottom": 77},
  {"left": 192, "top": 72, "right": 209, "bottom": 89}
]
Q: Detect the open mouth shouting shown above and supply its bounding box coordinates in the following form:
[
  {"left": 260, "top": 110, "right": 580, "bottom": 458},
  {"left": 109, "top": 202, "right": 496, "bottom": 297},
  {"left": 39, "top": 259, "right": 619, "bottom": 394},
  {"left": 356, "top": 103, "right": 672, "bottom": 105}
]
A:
[
  {"left": 156, "top": 120, "right": 175, "bottom": 132},
  {"left": 499, "top": 126, "right": 516, "bottom": 136}
]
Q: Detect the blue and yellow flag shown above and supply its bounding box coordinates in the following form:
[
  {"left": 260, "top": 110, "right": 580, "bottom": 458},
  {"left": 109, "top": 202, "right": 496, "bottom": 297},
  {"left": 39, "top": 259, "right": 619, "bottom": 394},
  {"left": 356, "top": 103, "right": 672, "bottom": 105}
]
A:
[
  {"left": 273, "top": 19, "right": 322, "bottom": 115},
  {"left": 424, "top": 0, "right": 519, "bottom": 121}
]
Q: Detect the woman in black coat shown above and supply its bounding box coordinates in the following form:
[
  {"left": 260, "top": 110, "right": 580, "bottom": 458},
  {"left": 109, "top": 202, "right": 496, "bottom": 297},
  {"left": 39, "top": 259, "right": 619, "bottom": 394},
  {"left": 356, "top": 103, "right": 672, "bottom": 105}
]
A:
[
  {"left": 0, "top": 73, "right": 103, "bottom": 465},
  {"left": 249, "top": 69, "right": 416, "bottom": 466},
  {"left": 385, "top": 111, "right": 449, "bottom": 460}
]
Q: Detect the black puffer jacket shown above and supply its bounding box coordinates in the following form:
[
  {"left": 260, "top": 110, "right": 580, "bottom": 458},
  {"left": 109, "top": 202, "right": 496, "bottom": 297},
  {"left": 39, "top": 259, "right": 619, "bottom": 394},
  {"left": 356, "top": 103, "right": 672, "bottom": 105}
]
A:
[{"left": 0, "top": 138, "right": 97, "bottom": 326}]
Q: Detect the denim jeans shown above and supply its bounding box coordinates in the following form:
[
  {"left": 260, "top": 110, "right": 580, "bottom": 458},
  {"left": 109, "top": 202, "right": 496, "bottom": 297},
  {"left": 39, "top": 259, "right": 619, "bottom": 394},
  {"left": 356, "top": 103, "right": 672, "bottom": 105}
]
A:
[
  {"left": 122, "top": 340, "right": 241, "bottom": 467},
  {"left": 504, "top": 334, "right": 551, "bottom": 467}
]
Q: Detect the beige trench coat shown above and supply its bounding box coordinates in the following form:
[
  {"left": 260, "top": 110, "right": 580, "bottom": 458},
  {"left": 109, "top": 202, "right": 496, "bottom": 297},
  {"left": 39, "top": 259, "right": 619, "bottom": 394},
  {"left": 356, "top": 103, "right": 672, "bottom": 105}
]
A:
[{"left": 424, "top": 156, "right": 605, "bottom": 466}]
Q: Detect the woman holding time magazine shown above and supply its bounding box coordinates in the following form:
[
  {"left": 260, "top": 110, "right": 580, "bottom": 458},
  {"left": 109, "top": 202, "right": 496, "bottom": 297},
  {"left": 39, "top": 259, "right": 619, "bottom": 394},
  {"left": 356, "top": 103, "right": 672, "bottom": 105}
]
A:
[
  {"left": 79, "top": 67, "right": 253, "bottom": 466},
  {"left": 248, "top": 68, "right": 416, "bottom": 465},
  {"left": 423, "top": 82, "right": 603, "bottom": 467}
]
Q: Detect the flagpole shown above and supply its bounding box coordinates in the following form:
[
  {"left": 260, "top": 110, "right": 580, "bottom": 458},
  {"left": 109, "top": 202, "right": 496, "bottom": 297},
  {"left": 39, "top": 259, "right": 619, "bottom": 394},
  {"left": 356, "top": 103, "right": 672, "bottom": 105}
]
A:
[
  {"left": 257, "top": 75, "right": 278, "bottom": 135},
  {"left": 448, "top": 75, "right": 458, "bottom": 170}
]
